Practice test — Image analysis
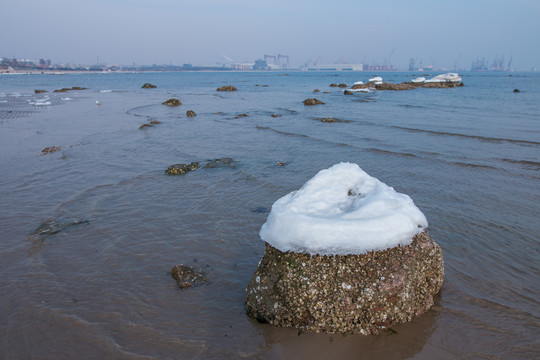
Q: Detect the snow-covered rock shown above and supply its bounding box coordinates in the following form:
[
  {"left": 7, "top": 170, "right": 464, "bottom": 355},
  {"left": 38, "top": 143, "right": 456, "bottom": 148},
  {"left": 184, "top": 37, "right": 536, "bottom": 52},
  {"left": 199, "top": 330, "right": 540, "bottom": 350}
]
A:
[
  {"left": 425, "top": 73, "right": 462, "bottom": 83},
  {"left": 246, "top": 163, "right": 444, "bottom": 334}
]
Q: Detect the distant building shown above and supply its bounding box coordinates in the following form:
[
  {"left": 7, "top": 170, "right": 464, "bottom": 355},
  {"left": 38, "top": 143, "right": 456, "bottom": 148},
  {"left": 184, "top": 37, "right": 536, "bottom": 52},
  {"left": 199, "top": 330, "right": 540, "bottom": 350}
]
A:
[{"left": 253, "top": 59, "right": 268, "bottom": 70}]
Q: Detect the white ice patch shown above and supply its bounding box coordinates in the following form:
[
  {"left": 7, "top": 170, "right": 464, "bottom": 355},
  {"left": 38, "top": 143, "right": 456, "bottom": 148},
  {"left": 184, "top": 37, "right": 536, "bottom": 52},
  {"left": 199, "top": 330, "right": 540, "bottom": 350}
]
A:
[
  {"left": 411, "top": 77, "right": 426, "bottom": 83},
  {"left": 369, "top": 76, "right": 383, "bottom": 82},
  {"left": 259, "top": 163, "right": 428, "bottom": 255},
  {"left": 425, "top": 73, "right": 462, "bottom": 83}
]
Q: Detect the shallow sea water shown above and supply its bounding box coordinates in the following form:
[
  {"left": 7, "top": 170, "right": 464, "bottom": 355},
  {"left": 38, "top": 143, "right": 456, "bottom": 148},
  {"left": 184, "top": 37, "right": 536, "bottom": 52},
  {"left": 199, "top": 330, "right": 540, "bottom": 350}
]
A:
[{"left": 0, "top": 71, "right": 539, "bottom": 359}]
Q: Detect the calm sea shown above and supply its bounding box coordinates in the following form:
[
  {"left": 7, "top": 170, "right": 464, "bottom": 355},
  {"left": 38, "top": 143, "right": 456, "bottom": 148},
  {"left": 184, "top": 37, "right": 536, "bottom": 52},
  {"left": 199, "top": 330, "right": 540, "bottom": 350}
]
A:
[{"left": 0, "top": 71, "right": 538, "bottom": 359}]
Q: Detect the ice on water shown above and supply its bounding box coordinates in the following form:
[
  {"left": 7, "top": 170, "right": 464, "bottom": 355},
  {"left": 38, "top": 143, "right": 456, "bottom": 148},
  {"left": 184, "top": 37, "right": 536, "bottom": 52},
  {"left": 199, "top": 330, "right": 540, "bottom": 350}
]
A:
[{"left": 259, "top": 163, "right": 428, "bottom": 255}]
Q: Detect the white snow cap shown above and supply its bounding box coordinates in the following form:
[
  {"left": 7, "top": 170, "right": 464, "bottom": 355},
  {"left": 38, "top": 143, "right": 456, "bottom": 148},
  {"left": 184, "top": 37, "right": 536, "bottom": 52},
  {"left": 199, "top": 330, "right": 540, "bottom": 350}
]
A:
[
  {"left": 259, "top": 163, "right": 428, "bottom": 255},
  {"left": 411, "top": 77, "right": 426, "bottom": 83},
  {"left": 369, "top": 76, "right": 383, "bottom": 82}
]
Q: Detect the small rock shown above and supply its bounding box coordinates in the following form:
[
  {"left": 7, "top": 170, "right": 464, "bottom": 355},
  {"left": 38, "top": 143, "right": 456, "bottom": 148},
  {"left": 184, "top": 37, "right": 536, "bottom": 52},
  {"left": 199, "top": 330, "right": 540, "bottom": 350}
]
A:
[
  {"left": 217, "top": 85, "right": 237, "bottom": 91},
  {"left": 303, "top": 98, "right": 325, "bottom": 105},
  {"left": 513, "top": 88, "right": 520, "bottom": 93},
  {"left": 234, "top": 113, "right": 248, "bottom": 118},
  {"left": 320, "top": 118, "right": 337, "bottom": 123},
  {"left": 271, "top": 114, "right": 281, "bottom": 118},
  {"left": 165, "top": 162, "right": 199, "bottom": 175},
  {"left": 329, "top": 83, "right": 339, "bottom": 87},
  {"left": 41, "top": 146, "right": 61, "bottom": 155},
  {"left": 139, "top": 124, "right": 153, "bottom": 129},
  {"left": 186, "top": 110, "right": 196, "bottom": 117},
  {"left": 277, "top": 162, "right": 287, "bottom": 166},
  {"left": 313, "top": 89, "right": 320, "bottom": 93},
  {"left": 343, "top": 90, "right": 354, "bottom": 95},
  {"left": 163, "top": 98, "right": 182, "bottom": 106},
  {"left": 171, "top": 264, "right": 207, "bottom": 289},
  {"left": 150, "top": 120, "right": 161, "bottom": 124},
  {"left": 338, "top": 83, "right": 348, "bottom": 88},
  {"left": 141, "top": 83, "right": 156, "bottom": 89},
  {"left": 34, "top": 89, "right": 48, "bottom": 94}
]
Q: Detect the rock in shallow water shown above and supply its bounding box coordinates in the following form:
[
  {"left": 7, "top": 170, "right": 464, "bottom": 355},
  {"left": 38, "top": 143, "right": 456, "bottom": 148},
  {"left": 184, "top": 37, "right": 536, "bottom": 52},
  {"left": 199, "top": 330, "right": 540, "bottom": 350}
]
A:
[
  {"left": 245, "top": 231, "right": 444, "bottom": 334},
  {"left": 171, "top": 264, "right": 207, "bottom": 289}
]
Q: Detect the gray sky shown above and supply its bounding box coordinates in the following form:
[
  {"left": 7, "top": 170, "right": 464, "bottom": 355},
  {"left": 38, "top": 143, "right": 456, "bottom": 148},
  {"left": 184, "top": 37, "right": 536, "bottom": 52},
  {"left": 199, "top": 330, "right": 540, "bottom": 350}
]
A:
[{"left": 2, "top": 0, "right": 539, "bottom": 70}]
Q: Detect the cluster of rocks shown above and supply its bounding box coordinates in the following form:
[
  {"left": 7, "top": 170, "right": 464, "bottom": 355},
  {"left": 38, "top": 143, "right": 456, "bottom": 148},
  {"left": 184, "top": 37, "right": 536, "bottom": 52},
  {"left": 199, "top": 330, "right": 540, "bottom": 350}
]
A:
[
  {"left": 245, "top": 231, "right": 444, "bottom": 334},
  {"left": 217, "top": 85, "right": 237, "bottom": 92},
  {"left": 139, "top": 120, "right": 161, "bottom": 129},
  {"left": 163, "top": 98, "right": 182, "bottom": 106},
  {"left": 165, "top": 158, "right": 237, "bottom": 175},
  {"left": 53, "top": 86, "right": 87, "bottom": 93},
  {"left": 141, "top": 83, "right": 156, "bottom": 89},
  {"left": 171, "top": 264, "right": 207, "bottom": 289},
  {"left": 303, "top": 98, "right": 325, "bottom": 105},
  {"left": 41, "top": 146, "right": 61, "bottom": 155}
]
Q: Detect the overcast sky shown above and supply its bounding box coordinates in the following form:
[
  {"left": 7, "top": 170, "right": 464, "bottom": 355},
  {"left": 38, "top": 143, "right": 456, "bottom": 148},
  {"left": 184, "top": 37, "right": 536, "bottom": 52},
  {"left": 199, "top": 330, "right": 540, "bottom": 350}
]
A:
[{"left": 2, "top": 0, "right": 539, "bottom": 70}]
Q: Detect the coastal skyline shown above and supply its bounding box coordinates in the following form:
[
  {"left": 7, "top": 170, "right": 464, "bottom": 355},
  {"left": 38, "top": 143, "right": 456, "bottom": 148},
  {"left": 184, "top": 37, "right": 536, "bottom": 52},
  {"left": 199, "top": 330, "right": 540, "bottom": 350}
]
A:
[{"left": 2, "top": 0, "right": 539, "bottom": 71}]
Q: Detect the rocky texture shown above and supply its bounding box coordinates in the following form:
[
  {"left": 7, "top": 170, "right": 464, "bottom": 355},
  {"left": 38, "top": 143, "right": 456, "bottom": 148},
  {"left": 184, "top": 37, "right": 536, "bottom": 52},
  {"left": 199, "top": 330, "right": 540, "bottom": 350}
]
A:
[
  {"left": 163, "top": 98, "right": 182, "bottom": 106},
  {"left": 245, "top": 231, "right": 444, "bottom": 334},
  {"left": 217, "top": 85, "right": 237, "bottom": 91},
  {"left": 171, "top": 264, "right": 207, "bottom": 289},
  {"left": 303, "top": 98, "right": 325, "bottom": 105},
  {"left": 343, "top": 90, "right": 354, "bottom": 95},
  {"left": 41, "top": 146, "right": 61, "bottom": 155},
  {"left": 165, "top": 162, "right": 200, "bottom": 175},
  {"left": 141, "top": 83, "right": 156, "bottom": 89},
  {"left": 338, "top": 83, "right": 348, "bottom": 88},
  {"left": 329, "top": 84, "right": 339, "bottom": 87},
  {"left": 186, "top": 110, "right": 196, "bottom": 117},
  {"left": 203, "top": 158, "right": 236, "bottom": 169},
  {"left": 34, "top": 89, "right": 47, "bottom": 94},
  {"left": 53, "top": 87, "right": 87, "bottom": 93}
]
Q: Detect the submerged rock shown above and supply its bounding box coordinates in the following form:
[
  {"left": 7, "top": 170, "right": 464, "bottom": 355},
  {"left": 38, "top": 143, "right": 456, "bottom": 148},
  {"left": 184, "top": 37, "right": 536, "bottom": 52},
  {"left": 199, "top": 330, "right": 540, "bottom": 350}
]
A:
[
  {"left": 53, "top": 87, "right": 87, "bottom": 93},
  {"left": 41, "top": 146, "right": 62, "bottom": 155},
  {"left": 31, "top": 219, "right": 89, "bottom": 238},
  {"left": 165, "top": 162, "right": 199, "bottom": 175},
  {"left": 246, "top": 231, "right": 444, "bottom": 334},
  {"left": 203, "top": 158, "right": 236, "bottom": 169},
  {"left": 163, "top": 98, "right": 182, "bottom": 106},
  {"left": 141, "top": 83, "right": 156, "bottom": 89},
  {"left": 343, "top": 90, "right": 354, "bottom": 95},
  {"left": 217, "top": 85, "right": 237, "bottom": 91},
  {"left": 303, "top": 98, "right": 325, "bottom": 105},
  {"left": 513, "top": 88, "right": 520, "bottom": 93},
  {"left": 139, "top": 124, "right": 153, "bottom": 129},
  {"left": 171, "top": 264, "right": 207, "bottom": 289},
  {"left": 34, "top": 89, "right": 48, "bottom": 94},
  {"left": 234, "top": 113, "right": 248, "bottom": 118}
]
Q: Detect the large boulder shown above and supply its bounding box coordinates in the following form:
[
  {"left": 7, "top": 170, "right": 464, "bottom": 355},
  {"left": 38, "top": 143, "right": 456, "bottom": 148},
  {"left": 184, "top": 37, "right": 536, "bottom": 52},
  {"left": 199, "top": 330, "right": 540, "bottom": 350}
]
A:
[
  {"left": 245, "top": 162, "right": 444, "bottom": 334},
  {"left": 245, "top": 231, "right": 443, "bottom": 334}
]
